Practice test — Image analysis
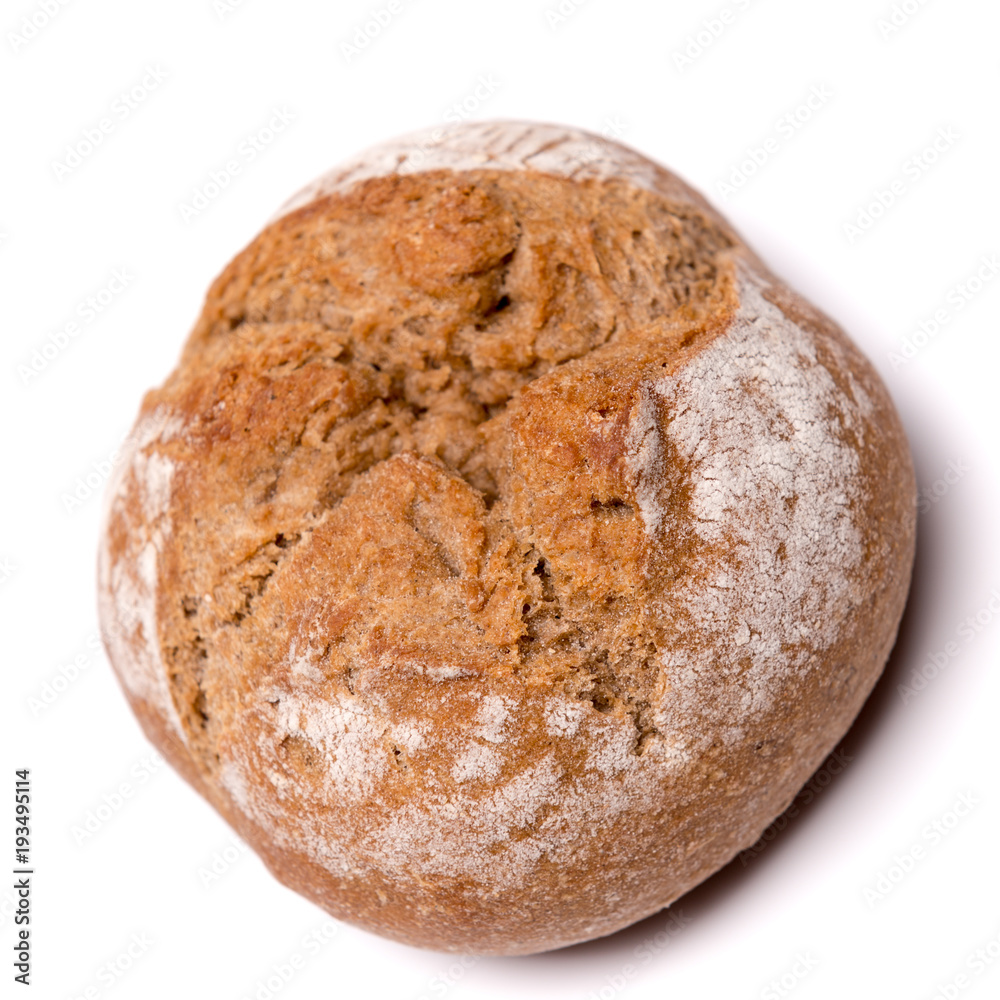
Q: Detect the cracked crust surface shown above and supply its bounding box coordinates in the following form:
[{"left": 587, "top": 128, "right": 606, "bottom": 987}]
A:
[{"left": 98, "top": 121, "right": 916, "bottom": 955}]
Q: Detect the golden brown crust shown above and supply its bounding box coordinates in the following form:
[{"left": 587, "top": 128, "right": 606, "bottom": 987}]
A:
[{"left": 98, "top": 122, "right": 915, "bottom": 954}]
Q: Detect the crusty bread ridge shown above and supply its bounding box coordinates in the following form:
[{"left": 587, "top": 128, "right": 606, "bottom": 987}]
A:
[{"left": 98, "top": 121, "right": 916, "bottom": 955}]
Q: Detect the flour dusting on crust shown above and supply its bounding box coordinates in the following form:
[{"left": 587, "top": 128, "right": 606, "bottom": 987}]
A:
[
  {"left": 98, "top": 407, "right": 185, "bottom": 739},
  {"left": 273, "top": 120, "right": 719, "bottom": 224},
  {"left": 639, "top": 266, "right": 867, "bottom": 738}
]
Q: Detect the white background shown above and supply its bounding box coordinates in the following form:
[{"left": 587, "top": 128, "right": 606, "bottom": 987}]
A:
[{"left": 2, "top": 0, "right": 998, "bottom": 998}]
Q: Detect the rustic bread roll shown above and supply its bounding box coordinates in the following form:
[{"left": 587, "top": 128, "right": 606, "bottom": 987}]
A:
[{"left": 98, "top": 121, "right": 916, "bottom": 955}]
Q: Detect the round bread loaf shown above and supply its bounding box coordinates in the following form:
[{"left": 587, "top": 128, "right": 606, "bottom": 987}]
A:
[{"left": 98, "top": 121, "right": 916, "bottom": 955}]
